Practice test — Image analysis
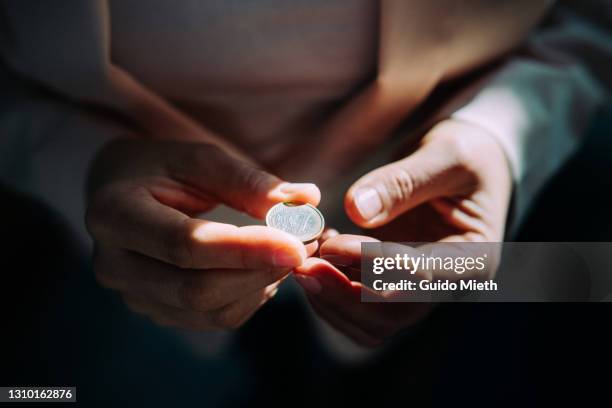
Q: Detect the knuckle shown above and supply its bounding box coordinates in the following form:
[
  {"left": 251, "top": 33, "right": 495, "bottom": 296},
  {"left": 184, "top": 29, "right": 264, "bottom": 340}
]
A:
[
  {"left": 85, "top": 188, "right": 113, "bottom": 239},
  {"left": 93, "top": 267, "right": 113, "bottom": 289},
  {"left": 172, "top": 143, "right": 220, "bottom": 178},
  {"left": 239, "top": 163, "right": 266, "bottom": 192},
  {"left": 179, "top": 278, "right": 207, "bottom": 311},
  {"left": 212, "top": 306, "right": 248, "bottom": 330},
  {"left": 179, "top": 276, "right": 218, "bottom": 312},
  {"left": 122, "top": 297, "right": 146, "bottom": 315},
  {"left": 86, "top": 182, "right": 136, "bottom": 241},
  {"left": 234, "top": 163, "right": 269, "bottom": 205},
  {"left": 430, "top": 129, "right": 481, "bottom": 190},
  {"left": 225, "top": 161, "right": 271, "bottom": 214},
  {"left": 380, "top": 166, "right": 415, "bottom": 208},
  {"left": 164, "top": 218, "right": 195, "bottom": 268},
  {"left": 92, "top": 255, "right": 116, "bottom": 289}
]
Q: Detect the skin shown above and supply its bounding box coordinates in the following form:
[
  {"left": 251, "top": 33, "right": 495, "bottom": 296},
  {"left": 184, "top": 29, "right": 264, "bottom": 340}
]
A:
[
  {"left": 87, "top": 139, "right": 321, "bottom": 330},
  {"left": 294, "top": 119, "right": 513, "bottom": 347},
  {"left": 88, "top": 118, "right": 511, "bottom": 341}
]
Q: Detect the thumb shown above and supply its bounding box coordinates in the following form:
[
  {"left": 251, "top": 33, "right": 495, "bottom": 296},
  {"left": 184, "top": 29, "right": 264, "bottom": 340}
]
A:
[
  {"left": 170, "top": 144, "right": 321, "bottom": 219},
  {"left": 345, "top": 134, "right": 474, "bottom": 228}
]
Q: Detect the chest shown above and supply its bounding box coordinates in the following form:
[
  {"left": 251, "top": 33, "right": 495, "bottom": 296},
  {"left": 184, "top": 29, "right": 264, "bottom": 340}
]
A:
[{"left": 109, "top": 0, "right": 378, "bottom": 98}]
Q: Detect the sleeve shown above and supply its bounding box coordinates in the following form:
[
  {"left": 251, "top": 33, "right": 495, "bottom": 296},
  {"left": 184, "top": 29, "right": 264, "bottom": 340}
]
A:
[
  {"left": 0, "top": 64, "right": 131, "bottom": 244},
  {"left": 443, "top": 0, "right": 612, "bottom": 237}
]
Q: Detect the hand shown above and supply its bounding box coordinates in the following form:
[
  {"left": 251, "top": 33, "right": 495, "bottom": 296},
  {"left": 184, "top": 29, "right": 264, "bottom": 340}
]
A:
[
  {"left": 295, "top": 119, "right": 513, "bottom": 346},
  {"left": 87, "top": 138, "right": 320, "bottom": 330}
]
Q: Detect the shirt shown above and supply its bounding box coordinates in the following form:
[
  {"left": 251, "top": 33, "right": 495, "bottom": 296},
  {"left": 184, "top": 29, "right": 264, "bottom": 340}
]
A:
[{"left": 0, "top": 0, "right": 610, "bottom": 241}]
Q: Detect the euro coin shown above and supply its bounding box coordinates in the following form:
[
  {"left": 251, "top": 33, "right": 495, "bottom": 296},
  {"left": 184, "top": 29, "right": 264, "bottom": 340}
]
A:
[{"left": 265, "top": 202, "right": 325, "bottom": 244}]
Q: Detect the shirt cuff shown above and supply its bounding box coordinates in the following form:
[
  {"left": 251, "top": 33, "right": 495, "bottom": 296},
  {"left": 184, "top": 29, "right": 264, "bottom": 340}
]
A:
[{"left": 446, "top": 58, "right": 604, "bottom": 237}]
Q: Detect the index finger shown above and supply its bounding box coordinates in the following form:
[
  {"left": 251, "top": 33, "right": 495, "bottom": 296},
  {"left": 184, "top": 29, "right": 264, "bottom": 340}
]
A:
[{"left": 88, "top": 185, "right": 307, "bottom": 269}]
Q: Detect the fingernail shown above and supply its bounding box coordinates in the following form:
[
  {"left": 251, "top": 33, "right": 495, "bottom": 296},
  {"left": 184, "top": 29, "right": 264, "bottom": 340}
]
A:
[
  {"left": 354, "top": 188, "right": 383, "bottom": 221},
  {"left": 293, "top": 274, "right": 322, "bottom": 295},
  {"left": 272, "top": 250, "right": 302, "bottom": 268},
  {"left": 280, "top": 183, "right": 316, "bottom": 195},
  {"left": 321, "top": 254, "right": 354, "bottom": 267}
]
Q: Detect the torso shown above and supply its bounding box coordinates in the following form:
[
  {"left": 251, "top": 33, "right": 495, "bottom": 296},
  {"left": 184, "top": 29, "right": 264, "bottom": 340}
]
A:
[{"left": 109, "top": 0, "right": 378, "bottom": 164}]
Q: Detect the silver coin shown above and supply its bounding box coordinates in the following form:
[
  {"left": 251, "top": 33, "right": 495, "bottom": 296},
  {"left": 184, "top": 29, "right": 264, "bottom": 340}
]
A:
[{"left": 266, "top": 202, "right": 325, "bottom": 244}]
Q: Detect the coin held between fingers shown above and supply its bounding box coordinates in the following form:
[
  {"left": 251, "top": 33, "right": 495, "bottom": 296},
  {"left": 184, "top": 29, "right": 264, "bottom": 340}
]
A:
[{"left": 266, "top": 202, "right": 325, "bottom": 244}]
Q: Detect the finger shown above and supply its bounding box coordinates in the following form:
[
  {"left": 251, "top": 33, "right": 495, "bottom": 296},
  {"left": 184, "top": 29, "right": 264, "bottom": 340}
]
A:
[
  {"left": 319, "top": 228, "right": 340, "bottom": 244},
  {"left": 294, "top": 257, "right": 353, "bottom": 294},
  {"left": 319, "top": 234, "right": 379, "bottom": 281},
  {"left": 146, "top": 177, "right": 217, "bottom": 215},
  {"left": 320, "top": 236, "right": 437, "bottom": 291},
  {"left": 307, "top": 297, "right": 384, "bottom": 347},
  {"left": 168, "top": 144, "right": 321, "bottom": 218},
  {"left": 294, "top": 258, "right": 395, "bottom": 330},
  {"left": 429, "top": 198, "right": 489, "bottom": 236},
  {"left": 304, "top": 240, "right": 319, "bottom": 257},
  {"left": 297, "top": 258, "right": 429, "bottom": 338},
  {"left": 320, "top": 234, "right": 380, "bottom": 268},
  {"left": 344, "top": 122, "right": 477, "bottom": 228},
  {"left": 122, "top": 283, "right": 278, "bottom": 330},
  {"left": 209, "top": 282, "right": 279, "bottom": 330},
  {"left": 88, "top": 185, "right": 308, "bottom": 269},
  {"left": 187, "top": 222, "right": 309, "bottom": 269},
  {"left": 310, "top": 290, "right": 429, "bottom": 340},
  {"left": 95, "top": 247, "right": 290, "bottom": 311}
]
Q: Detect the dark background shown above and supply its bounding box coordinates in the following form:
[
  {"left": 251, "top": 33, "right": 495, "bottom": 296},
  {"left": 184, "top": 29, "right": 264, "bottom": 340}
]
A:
[{"left": 1, "top": 110, "right": 611, "bottom": 407}]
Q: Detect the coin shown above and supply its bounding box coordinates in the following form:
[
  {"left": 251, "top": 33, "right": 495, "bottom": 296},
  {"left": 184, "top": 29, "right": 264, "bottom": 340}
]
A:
[{"left": 265, "top": 202, "right": 325, "bottom": 244}]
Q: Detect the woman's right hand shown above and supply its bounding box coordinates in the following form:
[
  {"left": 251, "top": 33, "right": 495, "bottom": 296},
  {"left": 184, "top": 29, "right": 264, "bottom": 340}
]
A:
[{"left": 86, "top": 138, "right": 320, "bottom": 330}]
